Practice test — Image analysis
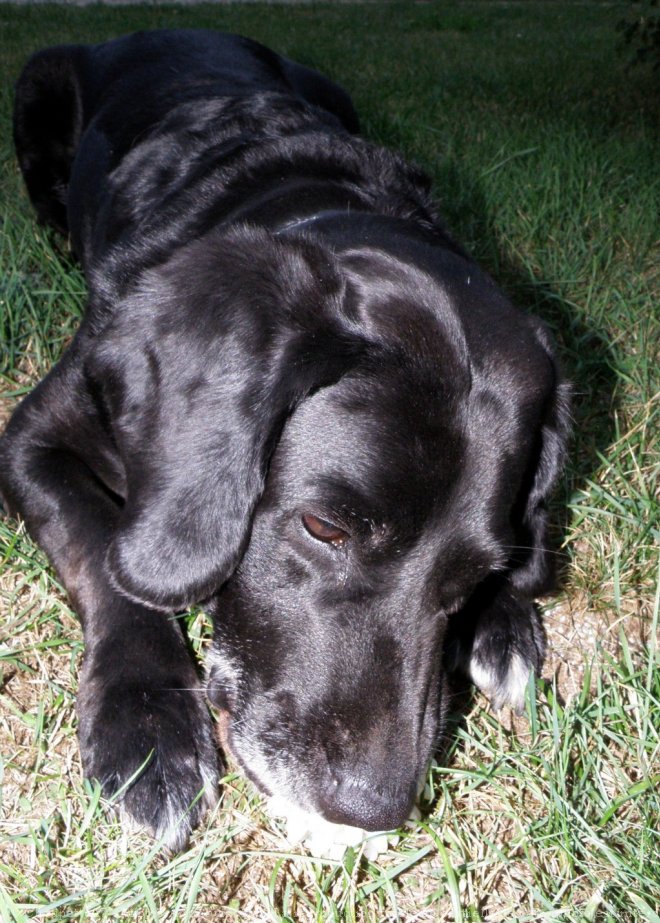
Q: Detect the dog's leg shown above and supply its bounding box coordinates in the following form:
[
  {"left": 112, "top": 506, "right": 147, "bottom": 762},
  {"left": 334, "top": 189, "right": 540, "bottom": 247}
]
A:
[
  {"left": 0, "top": 350, "right": 219, "bottom": 850},
  {"left": 444, "top": 578, "right": 546, "bottom": 713}
]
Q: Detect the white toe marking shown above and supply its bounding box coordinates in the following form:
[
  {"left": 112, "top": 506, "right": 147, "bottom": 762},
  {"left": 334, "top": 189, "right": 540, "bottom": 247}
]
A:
[{"left": 469, "top": 651, "right": 533, "bottom": 712}]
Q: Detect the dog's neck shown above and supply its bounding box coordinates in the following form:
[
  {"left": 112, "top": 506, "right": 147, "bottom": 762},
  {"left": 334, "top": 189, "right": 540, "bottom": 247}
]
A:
[
  {"left": 275, "top": 209, "right": 360, "bottom": 237},
  {"left": 215, "top": 176, "right": 370, "bottom": 237}
]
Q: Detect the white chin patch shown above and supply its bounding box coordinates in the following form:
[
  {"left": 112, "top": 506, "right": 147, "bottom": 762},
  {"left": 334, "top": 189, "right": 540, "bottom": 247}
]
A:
[
  {"left": 469, "top": 650, "right": 533, "bottom": 713},
  {"left": 267, "top": 795, "right": 421, "bottom": 861}
]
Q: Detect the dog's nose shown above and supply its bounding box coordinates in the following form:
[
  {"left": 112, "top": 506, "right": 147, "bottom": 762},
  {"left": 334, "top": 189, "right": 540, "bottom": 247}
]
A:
[{"left": 317, "top": 765, "right": 417, "bottom": 831}]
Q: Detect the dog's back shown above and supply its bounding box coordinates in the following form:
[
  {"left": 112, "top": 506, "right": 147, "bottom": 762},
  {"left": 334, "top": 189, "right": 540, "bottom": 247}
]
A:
[{"left": 14, "top": 30, "right": 359, "bottom": 243}]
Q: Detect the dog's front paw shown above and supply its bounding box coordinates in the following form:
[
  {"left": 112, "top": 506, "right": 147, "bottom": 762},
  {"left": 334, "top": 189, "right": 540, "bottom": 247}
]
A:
[
  {"left": 446, "top": 587, "right": 546, "bottom": 713},
  {"left": 468, "top": 644, "right": 536, "bottom": 713},
  {"left": 77, "top": 679, "right": 220, "bottom": 851}
]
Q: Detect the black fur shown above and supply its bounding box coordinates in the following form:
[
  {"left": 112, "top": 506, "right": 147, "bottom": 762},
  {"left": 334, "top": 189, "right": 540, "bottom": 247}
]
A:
[{"left": 1, "top": 30, "right": 570, "bottom": 849}]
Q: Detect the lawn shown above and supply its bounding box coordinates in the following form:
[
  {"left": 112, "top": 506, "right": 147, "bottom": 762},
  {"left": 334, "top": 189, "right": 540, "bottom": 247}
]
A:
[{"left": 0, "top": 2, "right": 658, "bottom": 921}]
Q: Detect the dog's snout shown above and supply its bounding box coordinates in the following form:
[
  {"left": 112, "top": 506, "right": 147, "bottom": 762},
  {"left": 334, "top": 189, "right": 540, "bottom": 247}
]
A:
[{"left": 318, "top": 760, "right": 417, "bottom": 831}]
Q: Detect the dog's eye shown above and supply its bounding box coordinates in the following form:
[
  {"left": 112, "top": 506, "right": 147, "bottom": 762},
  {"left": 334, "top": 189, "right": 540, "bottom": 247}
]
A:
[{"left": 302, "top": 513, "right": 349, "bottom": 546}]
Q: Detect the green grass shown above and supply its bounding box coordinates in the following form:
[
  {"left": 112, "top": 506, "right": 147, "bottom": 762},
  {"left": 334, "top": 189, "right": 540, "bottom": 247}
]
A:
[{"left": 0, "top": 3, "right": 658, "bottom": 921}]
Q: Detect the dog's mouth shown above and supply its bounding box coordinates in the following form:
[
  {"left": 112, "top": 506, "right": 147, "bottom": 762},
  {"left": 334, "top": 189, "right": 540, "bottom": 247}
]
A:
[
  {"left": 206, "top": 637, "right": 446, "bottom": 852},
  {"left": 214, "top": 705, "right": 419, "bottom": 858},
  {"left": 266, "top": 793, "right": 422, "bottom": 860},
  {"left": 214, "top": 706, "right": 233, "bottom": 755},
  {"left": 211, "top": 701, "right": 426, "bottom": 858},
  {"left": 212, "top": 704, "right": 277, "bottom": 798}
]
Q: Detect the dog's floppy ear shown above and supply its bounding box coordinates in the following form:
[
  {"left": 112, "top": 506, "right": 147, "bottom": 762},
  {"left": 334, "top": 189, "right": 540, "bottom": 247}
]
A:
[
  {"left": 100, "top": 228, "right": 364, "bottom": 610},
  {"left": 509, "top": 323, "right": 571, "bottom": 597}
]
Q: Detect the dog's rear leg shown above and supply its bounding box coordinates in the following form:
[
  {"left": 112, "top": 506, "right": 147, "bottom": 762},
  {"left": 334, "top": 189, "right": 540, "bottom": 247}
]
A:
[
  {"left": 0, "top": 357, "right": 219, "bottom": 850},
  {"left": 13, "top": 45, "right": 89, "bottom": 235}
]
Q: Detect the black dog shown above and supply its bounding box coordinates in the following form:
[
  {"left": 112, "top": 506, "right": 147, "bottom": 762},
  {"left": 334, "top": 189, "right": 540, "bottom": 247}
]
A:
[{"left": 1, "top": 30, "right": 569, "bottom": 851}]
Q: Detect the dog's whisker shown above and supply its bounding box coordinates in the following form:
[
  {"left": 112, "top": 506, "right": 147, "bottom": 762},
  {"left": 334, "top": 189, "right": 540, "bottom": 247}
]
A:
[
  {"left": 501, "top": 544, "right": 571, "bottom": 558},
  {"left": 160, "top": 687, "right": 208, "bottom": 693}
]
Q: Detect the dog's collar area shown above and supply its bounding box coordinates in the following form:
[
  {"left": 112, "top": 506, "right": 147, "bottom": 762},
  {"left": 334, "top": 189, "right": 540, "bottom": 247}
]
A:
[
  {"left": 216, "top": 176, "right": 368, "bottom": 238},
  {"left": 275, "top": 208, "right": 364, "bottom": 237}
]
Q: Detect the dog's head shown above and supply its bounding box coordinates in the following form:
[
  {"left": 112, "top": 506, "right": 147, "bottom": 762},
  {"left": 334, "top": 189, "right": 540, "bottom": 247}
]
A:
[{"left": 100, "top": 224, "right": 568, "bottom": 830}]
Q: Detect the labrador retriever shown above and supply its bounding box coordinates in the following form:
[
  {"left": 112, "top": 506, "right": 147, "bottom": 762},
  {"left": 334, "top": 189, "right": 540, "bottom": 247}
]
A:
[{"left": 0, "top": 29, "right": 570, "bottom": 851}]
